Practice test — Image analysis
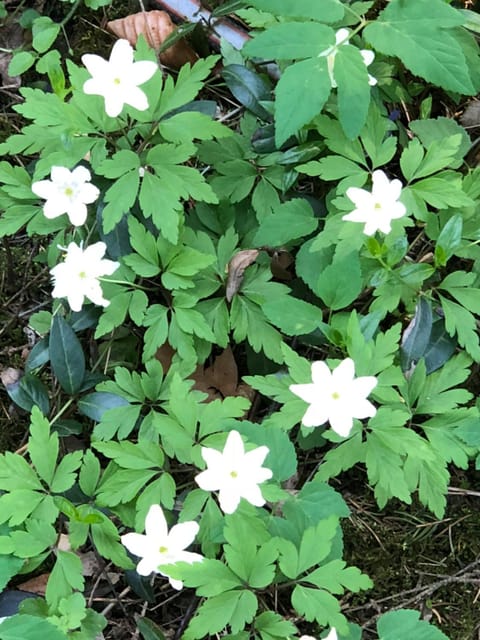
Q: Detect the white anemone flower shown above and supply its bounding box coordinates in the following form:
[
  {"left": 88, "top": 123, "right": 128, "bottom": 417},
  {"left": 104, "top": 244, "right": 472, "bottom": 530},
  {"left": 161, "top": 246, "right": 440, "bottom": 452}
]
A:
[
  {"left": 82, "top": 39, "right": 158, "bottom": 118},
  {"left": 50, "top": 241, "right": 119, "bottom": 312},
  {"left": 342, "top": 169, "right": 407, "bottom": 235},
  {"left": 290, "top": 358, "right": 377, "bottom": 438},
  {"left": 195, "top": 430, "right": 273, "bottom": 514},
  {"left": 320, "top": 28, "right": 377, "bottom": 88},
  {"left": 32, "top": 166, "right": 99, "bottom": 227},
  {"left": 121, "top": 504, "right": 203, "bottom": 590},
  {"left": 300, "top": 630, "right": 338, "bottom": 640}
]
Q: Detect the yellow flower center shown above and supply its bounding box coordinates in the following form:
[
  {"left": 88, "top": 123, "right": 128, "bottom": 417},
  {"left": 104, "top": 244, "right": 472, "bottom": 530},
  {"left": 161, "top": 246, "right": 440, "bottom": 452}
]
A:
[
  {"left": 230, "top": 470, "right": 238, "bottom": 478},
  {"left": 331, "top": 391, "right": 340, "bottom": 400},
  {"left": 374, "top": 202, "right": 382, "bottom": 210},
  {"left": 113, "top": 77, "right": 121, "bottom": 85},
  {"left": 78, "top": 271, "right": 87, "bottom": 279},
  {"left": 159, "top": 545, "right": 168, "bottom": 553},
  {"left": 64, "top": 187, "right": 74, "bottom": 197}
]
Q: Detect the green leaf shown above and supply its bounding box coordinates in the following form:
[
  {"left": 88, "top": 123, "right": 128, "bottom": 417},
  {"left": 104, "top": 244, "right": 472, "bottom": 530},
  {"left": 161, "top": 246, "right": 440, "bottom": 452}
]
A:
[
  {"left": 315, "top": 251, "right": 362, "bottom": 310},
  {"left": 247, "top": 0, "right": 344, "bottom": 22},
  {"left": 0, "top": 555, "right": 23, "bottom": 592},
  {"left": 364, "top": 0, "right": 475, "bottom": 95},
  {"left": 254, "top": 198, "right": 317, "bottom": 246},
  {"left": 137, "top": 617, "right": 167, "bottom": 640},
  {"left": 5, "top": 373, "right": 50, "bottom": 416},
  {"left": 410, "top": 117, "right": 470, "bottom": 169},
  {"left": 274, "top": 57, "right": 332, "bottom": 146},
  {"left": 45, "top": 550, "right": 84, "bottom": 609},
  {"left": 291, "top": 585, "right": 347, "bottom": 631},
  {"left": 50, "top": 451, "right": 82, "bottom": 493},
  {"left": 334, "top": 44, "right": 371, "bottom": 139},
  {"left": 244, "top": 22, "right": 334, "bottom": 60},
  {"left": 78, "top": 392, "right": 130, "bottom": 422},
  {"left": 262, "top": 296, "right": 321, "bottom": 336},
  {"left": 439, "top": 295, "right": 480, "bottom": 361},
  {"left": 28, "top": 406, "right": 58, "bottom": 487},
  {"left": 50, "top": 315, "right": 85, "bottom": 394},
  {"left": 0, "top": 615, "right": 68, "bottom": 640},
  {"left": 8, "top": 51, "right": 36, "bottom": 76},
  {"left": 79, "top": 449, "right": 101, "bottom": 497},
  {"left": 184, "top": 590, "right": 257, "bottom": 638},
  {"left": 32, "top": 17, "right": 60, "bottom": 53},
  {"left": 223, "top": 65, "right": 271, "bottom": 121},
  {"left": 255, "top": 611, "right": 297, "bottom": 639},
  {"left": 92, "top": 441, "right": 164, "bottom": 470},
  {"left": 306, "top": 559, "right": 372, "bottom": 593},
  {"left": 434, "top": 213, "right": 462, "bottom": 267},
  {"left": 377, "top": 609, "right": 449, "bottom": 639}
]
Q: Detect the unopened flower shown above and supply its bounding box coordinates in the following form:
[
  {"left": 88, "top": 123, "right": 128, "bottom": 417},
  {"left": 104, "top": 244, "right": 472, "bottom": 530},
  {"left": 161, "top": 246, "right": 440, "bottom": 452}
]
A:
[
  {"left": 195, "top": 430, "right": 273, "bottom": 514},
  {"left": 50, "top": 241, "right": 119, "bottom": 312},
  {"left": 300, "top": 631, "right": 337, "bottom": 640},
  {"left": 32, "top": 166, "right": 99, "bottom": 227},
  {"left": 342, "top": 169, "right": 407, "bottom": 236},
  {"left": 320, "top": 28, "right": 377, "bottom": 88},
  {"left": 290, "top": 358, "right": 377, "bottom": 438},
  {"left": 82, "top": 39, "right": 157, "bottom": 118},
  {"left": 121, "top": 504, "right": 203, "bottom": 590}
]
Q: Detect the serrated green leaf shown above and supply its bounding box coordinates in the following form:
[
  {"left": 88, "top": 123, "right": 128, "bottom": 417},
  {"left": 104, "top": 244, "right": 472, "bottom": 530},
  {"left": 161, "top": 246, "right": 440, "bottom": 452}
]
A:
[
  {"left": 364, "top": 0, "right": 475, "bottom": 95},
  {"left": 248, "top": 0, "right": 344, "bottom": 22},
  {"left": 275, "top": 57, "right": 332, "bottom": 146},
  {"left": 254, "top": 198, "right": 317, "bottom": 246},
  {"left": 184, "top": 590, "right": 257, "bottom": 638},
  {"left": 45, "top": 550, "right": 84, "bottom": 609},
  {"left": 377, "top": 609, "right": 449, "bottom": 640},
  {"left": 0, "top": 615, "right": 68, "bottom": 640},
  {"left": 28, "top": 407, "right": 58, "bottom": 487},
  {"left": 244, "top": 22, "right": 334, "bottom": 60},
  {"left": 315, "top": 251, "right": 362, "bottom": 310},
  {"left": 334, "top": 44, "right": 371, "bottom": 139}
]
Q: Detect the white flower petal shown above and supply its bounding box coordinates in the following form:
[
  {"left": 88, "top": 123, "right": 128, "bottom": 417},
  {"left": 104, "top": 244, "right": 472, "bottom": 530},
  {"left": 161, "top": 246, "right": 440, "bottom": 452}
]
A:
[
  {"left": 290, "top": 382, "right": 317, "bottom": 404},
  {"left": 218, "top": 487, "right": 241, "bottom": 514},
  {"left": 168, "top": 521, "right": 199, "bottom": 550},
  {"left": 121, "top": 532, "right": 147, "bottom": 558},
  {"left": 360, "top": 49, "right": 375, "bottom": 67},
  {"left": 145, "top": 503, "right": 168, "bottom": 539}
]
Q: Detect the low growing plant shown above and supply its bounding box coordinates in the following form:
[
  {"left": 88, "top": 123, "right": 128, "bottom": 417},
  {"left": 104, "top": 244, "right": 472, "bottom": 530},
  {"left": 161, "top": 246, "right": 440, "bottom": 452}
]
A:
[{"left": 0, "top": 0, "right": 479, "bottom": 638}]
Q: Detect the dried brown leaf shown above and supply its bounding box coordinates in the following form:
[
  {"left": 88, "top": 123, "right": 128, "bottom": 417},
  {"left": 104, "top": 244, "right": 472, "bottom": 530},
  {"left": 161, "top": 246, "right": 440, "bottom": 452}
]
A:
[
  {"left": 17, "top": 573, "right": 49, "bottom": 596},
  {"left": 225, "top": 249, "right": 259, "bottom": 302},
  {"left": 191, "top": 347, "right": 254, "bottom": 403},
  {"left": 0, "top": 367, "right": 21, "bottom": 389},
  {"left": 107, "top": 10, "right": 198, "bottom": 69}
]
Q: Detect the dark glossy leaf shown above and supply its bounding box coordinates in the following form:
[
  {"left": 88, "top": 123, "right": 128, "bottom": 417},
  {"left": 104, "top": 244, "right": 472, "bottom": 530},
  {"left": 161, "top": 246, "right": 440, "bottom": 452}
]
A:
[
  {"left": 401, "top": 299, "right": 456, "bottom": 374},
  {"left": 50, "top": 315, "right": 85, "bottom": 394},
  {"left": 6, "top": 374, "right": 50, "bottom": 416},
  {"left": 223, "top": 64, "right": 272, "bottom": 121},
  {"left": 401, "top": 298, "right": 433, "bottom": 373},
  {"left": 137, "top": 617, "right": 167, "bottom": 640},
  {"left": 97, "top": 205, "right": 131, "bottom": 260},
  {"left": 423, "top": 316, "right": 457, "bottom": 374},
  {"left": 25, "top": 339, "right": 49, "bottom": 372},
  {"left": 70, "top": 307, "right": 102, "bottom": 332},
  {"left": 52, "top": 419, "right": 83, "bottom": 436},
  {"left": 125, "top": 570, "right": 156, "bottom": 604},
  {"left": 77, "top": 392, "right": 130, "bottom": 422},
  {"left": 212, "top": 0, "right": 245, "bottom": 18}
]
